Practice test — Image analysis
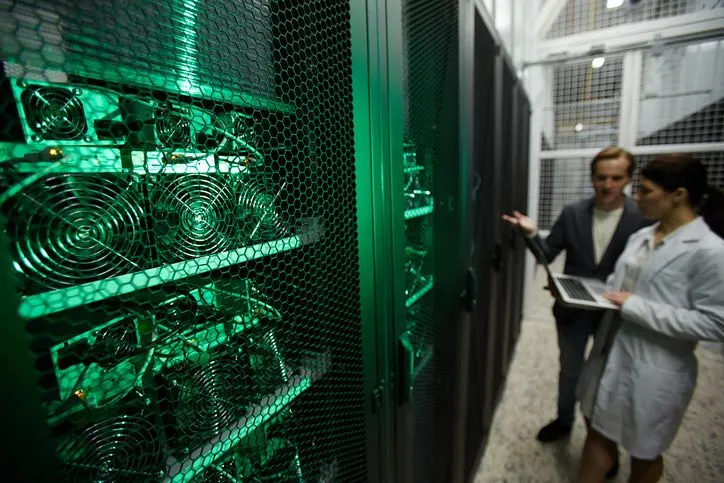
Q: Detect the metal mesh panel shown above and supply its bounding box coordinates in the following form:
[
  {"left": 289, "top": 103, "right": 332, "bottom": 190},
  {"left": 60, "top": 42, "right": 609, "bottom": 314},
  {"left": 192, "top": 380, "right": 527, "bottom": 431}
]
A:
[
  {"left": 547, "top": 0, "right": 719, "bottom": 39},
  {"left": 537, "top": 157, "right": 594, "bottom": 230},
  {"left": 541, "top": 56, "right": 623, "bottom": 150},
  {"left": 401, "top": 0, "right": 459, "bottom": 481},
  {"left": 637, "top": 39, "right": 724, "bottom": 145},
  {"left": 0, "top": 1, "right": 366, "bottom": 482}
]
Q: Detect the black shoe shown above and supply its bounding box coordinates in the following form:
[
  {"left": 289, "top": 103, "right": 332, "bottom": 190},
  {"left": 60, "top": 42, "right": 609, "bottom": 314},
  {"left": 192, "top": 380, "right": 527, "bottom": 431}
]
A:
[
  {"left": 536, "top": 419, "right": 572, "bottom": 443},
  {"left": 606, "top": 456, "right": 619, "bottom": 480}
]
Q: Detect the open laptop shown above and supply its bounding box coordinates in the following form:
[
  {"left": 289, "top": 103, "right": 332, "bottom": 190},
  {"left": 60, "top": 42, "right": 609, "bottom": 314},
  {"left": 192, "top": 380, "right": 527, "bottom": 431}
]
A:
[{"left": 521, "top": 234, "right": 618, "bottom": 311}]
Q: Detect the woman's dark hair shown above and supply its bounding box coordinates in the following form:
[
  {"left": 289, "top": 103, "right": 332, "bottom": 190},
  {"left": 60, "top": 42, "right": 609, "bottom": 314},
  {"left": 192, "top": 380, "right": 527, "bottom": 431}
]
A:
[{"left": 641, "top": 154, "right": 724, "bottom": 238}]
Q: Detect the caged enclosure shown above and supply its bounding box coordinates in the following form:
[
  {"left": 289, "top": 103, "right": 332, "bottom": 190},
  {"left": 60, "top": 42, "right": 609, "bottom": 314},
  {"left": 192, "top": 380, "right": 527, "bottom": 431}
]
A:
[{"left": 0, "top": 0, "right": 367, "bottom": 481}]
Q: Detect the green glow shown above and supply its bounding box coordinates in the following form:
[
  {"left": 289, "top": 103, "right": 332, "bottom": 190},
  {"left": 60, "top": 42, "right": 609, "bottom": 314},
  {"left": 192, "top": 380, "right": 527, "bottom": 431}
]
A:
[
  {"left": 404, "top": 204, "right": 434, "bottom": 220},
  {"left": 167, "top": 375, "right": 312, "bottom": 483},
  {"left": 19, "top": 235, "right": 309, "bottom": 319},
  {"left": 405, "top": 276, "right": 434, "bottom": 308}
]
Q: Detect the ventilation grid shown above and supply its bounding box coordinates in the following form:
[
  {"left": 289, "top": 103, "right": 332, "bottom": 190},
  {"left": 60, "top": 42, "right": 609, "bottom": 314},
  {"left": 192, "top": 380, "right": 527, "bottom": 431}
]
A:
[
  {"left": 20, "top": 85, "right": 88, "bottom": 141},
  {"left": 57, "top": 413, "right": 165, "bottom": 482},
  {"left": 6, "top": 174, "right": 146, "bottom": 290},
  {"left": 150, "top": 174, "right": 238, "bottom": 262}
]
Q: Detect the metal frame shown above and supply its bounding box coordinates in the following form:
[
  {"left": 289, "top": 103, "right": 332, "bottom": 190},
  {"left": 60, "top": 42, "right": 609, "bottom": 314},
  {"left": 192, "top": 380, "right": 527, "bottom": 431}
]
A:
[
  {"left": 533, "top": 0, "right": 571, "bottom": 40},
  {"left": 350, "top": 0, "right": 391, "bottom": 481},
  {"left": 530, "top": 10, "right": 724, "bottom": 64},
  {"left": 452, "top": 0, "right": 475, "bottom": 481}
]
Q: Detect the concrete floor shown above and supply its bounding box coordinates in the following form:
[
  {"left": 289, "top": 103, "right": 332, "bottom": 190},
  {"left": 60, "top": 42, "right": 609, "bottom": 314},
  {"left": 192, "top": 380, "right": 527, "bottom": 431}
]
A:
[{"left": 473, "top": 259, "right": 724, "bottom": 483}]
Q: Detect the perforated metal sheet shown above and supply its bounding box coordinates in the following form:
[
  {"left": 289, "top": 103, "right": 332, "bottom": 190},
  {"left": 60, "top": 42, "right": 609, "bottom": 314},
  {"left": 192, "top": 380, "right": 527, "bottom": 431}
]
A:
[{"left": 0, "top": 1, "right": 367, "bottom": 481}]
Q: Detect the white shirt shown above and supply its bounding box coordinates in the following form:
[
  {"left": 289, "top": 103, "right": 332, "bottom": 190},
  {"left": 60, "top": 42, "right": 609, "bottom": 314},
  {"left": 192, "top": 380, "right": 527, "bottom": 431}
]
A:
[{"left": 593, "top": 206, "right": 624, "bottom": 264}]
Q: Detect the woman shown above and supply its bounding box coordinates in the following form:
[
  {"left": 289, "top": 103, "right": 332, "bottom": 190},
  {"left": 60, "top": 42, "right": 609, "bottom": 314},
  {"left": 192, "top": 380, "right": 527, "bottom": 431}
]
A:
[{"left": 576, "top": 154, "right": 724, "bottom": 483}]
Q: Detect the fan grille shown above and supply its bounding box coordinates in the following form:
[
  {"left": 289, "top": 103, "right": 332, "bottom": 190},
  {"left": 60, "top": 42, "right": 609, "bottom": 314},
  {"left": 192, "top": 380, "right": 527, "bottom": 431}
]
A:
[
  {"left": 21, "top": 86, "right": 88, "bottom": 140},
  {"left": 92, "top": 317, "right": 139, "bottom": 367},
  {"left": 152, "top": 175, "right": 237, "bottom": 262},
  {"left": 170, "top": 356, "right": 250, "bottom": 441},
  {"left": 155, "top": 108, "right": 191, "bottom": 149},
  {"left": 58, "top": 415, "right": 164, "bottom": 482},
  {"left": 8, "top": 174, "right": 146, "bottom": 290},
  {"left": 237, "top": 180, "right": 288, "bottom": 243}
]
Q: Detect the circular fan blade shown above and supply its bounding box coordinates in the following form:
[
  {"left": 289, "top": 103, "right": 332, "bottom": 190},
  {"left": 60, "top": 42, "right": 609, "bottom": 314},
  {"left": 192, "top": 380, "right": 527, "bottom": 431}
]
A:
[
  {"left": 58, "top": 415, "right": 164, "bottom": 482},
  {"left": 8, "top": 174, "right": 145, "bottom": 290},
  {"left": 155, "top": 108, "right": 191, "bottom": 149},
  {"left": 152, "top": 174, "right": 237, "bottom": 261},
  {"left": 171, "top": 356, "right": 250, "bottom": 440},
  {"left": 93, "top": 317, "right": 139, "bottom": 367},
  {"left": 21, "top": 86, "right": 87, "bottom": 140},
  {"left": 237, "top": 180, "right": 288, "bottom": 242}
]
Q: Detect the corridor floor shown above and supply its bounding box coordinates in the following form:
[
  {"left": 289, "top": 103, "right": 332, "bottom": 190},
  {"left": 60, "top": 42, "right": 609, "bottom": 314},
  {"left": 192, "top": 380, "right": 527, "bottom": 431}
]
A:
[{"left": 472, "top": 318, "right": 724, "bottom": 483}]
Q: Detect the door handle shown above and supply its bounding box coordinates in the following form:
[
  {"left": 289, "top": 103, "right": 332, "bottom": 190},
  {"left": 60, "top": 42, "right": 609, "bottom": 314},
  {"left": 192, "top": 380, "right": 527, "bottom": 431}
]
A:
[
  {"left": 492, "top": 241, "right": 504, "bottom": 272},
  {"left": 398, "top": 330, "right": 434, "bottom": 404}
]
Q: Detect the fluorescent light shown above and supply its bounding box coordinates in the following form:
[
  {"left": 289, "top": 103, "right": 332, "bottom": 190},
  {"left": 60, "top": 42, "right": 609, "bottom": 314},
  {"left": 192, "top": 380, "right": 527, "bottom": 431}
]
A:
[
  {"left": 607, "top": 0, "right": 625, "bottom": 8},
  {"left": 591, "top": 57, "right": 606, "bottom": 69}
]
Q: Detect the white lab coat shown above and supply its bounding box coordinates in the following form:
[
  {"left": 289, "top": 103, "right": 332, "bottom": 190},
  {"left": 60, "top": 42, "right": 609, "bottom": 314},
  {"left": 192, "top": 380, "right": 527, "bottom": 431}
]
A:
[{"left": 578, "top": 217, "right": 724, "bottom": 460}]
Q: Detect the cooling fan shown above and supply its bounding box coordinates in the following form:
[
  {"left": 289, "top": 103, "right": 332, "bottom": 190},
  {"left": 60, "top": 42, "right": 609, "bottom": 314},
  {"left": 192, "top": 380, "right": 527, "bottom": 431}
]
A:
[
  {"left": 5, "top": 174, "right": 146, "bottom": 291},
  {"left": 151, "top": 174, "right": 238, "bottom": 262},
  {"left": 237, "top": 179, "right": 289, "bottom": 243},
  {"left": 243, "top": 327, "right": 288, "bottom": 396},
  {"left": 19, "top": 84, "right": 88, "bottom": 141},
  {"left": 211, "top": 111, "right": 258, "bottom": 155},
  {"left": 155, "top": 105, "right": 192, "bottom": 150},
  {"left": 56, "top": 412, "right": 165, "bottom": 482},
  {"left": 157, "top": 352, "right": 252, "bottom": 454}
]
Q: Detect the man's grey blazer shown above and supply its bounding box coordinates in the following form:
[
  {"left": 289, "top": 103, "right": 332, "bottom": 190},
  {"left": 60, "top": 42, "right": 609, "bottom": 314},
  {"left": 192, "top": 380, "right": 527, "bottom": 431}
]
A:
[{"left": 533, "top": 196, "right": 649, "bottom": 323}]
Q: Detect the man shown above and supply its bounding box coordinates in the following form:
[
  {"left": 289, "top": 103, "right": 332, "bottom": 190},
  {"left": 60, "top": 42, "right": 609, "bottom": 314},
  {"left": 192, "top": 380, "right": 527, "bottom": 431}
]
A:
[{"left": 503, "top": 146, "right": 648, "bottom": 451}]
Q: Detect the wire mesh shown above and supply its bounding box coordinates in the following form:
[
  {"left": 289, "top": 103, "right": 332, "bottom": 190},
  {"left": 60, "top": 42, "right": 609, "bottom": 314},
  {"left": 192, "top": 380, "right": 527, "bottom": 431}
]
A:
[
  {"left": 537, "top": 157, "right": 595, "bottom": 231},
  {"left": 546, "top": 0, "right": 720, "bottom": 39},
  {"left": 637, "top": 38, "right": 724, "bottom": 145},
  {"left": 541, "top": 55, "right": 623, "bottom": 150},
  {"left": 0, "top": 0, "right": 366, "bottom": 481},
  {"left": 401, "top": 0, "right": 458, "bottom": 480}
]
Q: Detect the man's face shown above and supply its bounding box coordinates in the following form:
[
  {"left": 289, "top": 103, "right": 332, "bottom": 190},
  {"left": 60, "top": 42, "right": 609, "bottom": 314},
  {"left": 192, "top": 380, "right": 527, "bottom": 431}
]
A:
[{"left": 592, "top": 156, "right": 631, "bottom": 209}]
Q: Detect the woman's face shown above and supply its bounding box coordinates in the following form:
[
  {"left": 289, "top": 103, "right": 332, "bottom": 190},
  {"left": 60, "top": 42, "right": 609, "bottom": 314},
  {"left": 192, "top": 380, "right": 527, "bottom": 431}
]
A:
[{"left": 634, "top": 178, "right": 678, "bottom": 220}]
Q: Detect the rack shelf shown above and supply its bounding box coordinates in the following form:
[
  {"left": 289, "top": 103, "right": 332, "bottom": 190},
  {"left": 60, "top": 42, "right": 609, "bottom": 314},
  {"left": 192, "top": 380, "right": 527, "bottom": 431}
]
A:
[
  {"left": 405, "top": 277, "right": 434, "bottom": 308},
  {"left": 404, "top": 205, "right": 434, "bottom": 220},
  {"left": 19, "top": 219, "right": 323, "bottom": 320},
  {"left": 163, "top": 351, "right": 332, "bottom": 483}
]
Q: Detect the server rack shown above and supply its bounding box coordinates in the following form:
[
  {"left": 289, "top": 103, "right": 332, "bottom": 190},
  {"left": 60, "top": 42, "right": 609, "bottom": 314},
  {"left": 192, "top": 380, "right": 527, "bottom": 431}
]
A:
[
  {"left": 389, "top": 0, "right": 469, "bottom": 482},
  {"left": 461, "top": 3, "right": 532, "bottom": 481},
  {"left": 464, "top": 6, "right": 499, "bottom": 481},
  {"left": 0, "top": 1, "right": 377, "bottom": 481},
  {"left": 0, "top": 1, "right": 529, "bottom": 482}
]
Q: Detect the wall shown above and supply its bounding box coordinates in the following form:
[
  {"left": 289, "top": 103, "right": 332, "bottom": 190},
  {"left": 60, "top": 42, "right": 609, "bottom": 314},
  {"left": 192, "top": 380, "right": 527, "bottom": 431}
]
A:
[{"left": 638, "top": 39, "right": 724, "bottom": 142}]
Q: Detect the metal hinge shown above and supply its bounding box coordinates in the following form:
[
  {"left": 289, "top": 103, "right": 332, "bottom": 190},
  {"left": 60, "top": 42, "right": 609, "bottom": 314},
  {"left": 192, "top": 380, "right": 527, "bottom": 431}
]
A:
[{"left": 372, "top": 382, "right": 384, "bottom": 413}]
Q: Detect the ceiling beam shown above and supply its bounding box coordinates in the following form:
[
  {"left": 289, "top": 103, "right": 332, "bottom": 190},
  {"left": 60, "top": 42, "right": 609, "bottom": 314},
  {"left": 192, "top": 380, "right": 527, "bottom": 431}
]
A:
[
  {"left": 534, "top": 0, "right": 570, "bottom": 40},
  {"left": 532, "top": 10, "right": 724, "bottom": 61}
]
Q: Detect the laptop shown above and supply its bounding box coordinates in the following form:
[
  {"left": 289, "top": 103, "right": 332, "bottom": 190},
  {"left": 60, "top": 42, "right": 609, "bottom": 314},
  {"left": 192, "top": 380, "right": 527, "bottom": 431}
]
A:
[{"left": 521, "top": 234, "right": 618, "bottom": 311}]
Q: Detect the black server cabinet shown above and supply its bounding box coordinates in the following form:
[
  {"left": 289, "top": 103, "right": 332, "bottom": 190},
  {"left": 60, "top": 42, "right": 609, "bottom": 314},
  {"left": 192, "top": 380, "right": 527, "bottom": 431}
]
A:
[
  {"left": 463, "top": 7, "right": 499, "bottom": 481},
  {"left": 509, "top": 86, "right": 531, "bottom": 349},
  {"left": 492, "top": 56, "right": 516, "bottom": 393},
  {"left": 0, "top": 1, "right": 376, "bottom": 482},
  {"left": 391, "top": 0, "right": 468, "bottom": 482}
]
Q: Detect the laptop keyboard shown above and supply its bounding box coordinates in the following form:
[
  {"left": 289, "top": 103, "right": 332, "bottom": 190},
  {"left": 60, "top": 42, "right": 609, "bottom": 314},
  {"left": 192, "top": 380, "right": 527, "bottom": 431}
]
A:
[{"left": 558, "top": 278, "right": 596, "bottom": 302}]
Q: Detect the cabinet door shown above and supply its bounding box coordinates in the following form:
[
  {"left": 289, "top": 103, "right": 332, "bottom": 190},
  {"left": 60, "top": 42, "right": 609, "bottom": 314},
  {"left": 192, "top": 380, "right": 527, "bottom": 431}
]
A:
[
  {"left": 390, "top": 0, "right": 467, "bottom": 482},
  {"left": 463, "top": 7, "right": 500, "bottom": 480},
  {"left": 0, "top": 1, "right": 375, "bottom": 481}
]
